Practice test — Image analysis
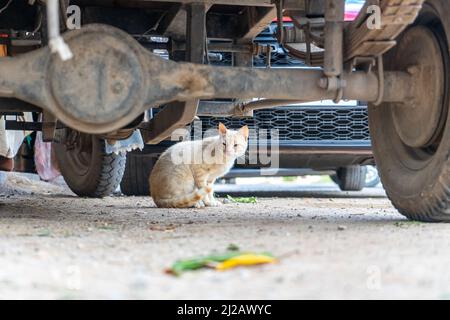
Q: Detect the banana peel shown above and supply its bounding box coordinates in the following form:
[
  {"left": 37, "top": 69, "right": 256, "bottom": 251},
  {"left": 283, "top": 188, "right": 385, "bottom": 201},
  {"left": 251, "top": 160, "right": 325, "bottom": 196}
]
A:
[
  {"left": 215, "top": 254, "right": 276, "bottom": 271},
  {"left": 166, "top": 250, "right": 276, "bottom": 276},
  {"left": 166, "top": 251, "right": 242, "bottom": 276}
]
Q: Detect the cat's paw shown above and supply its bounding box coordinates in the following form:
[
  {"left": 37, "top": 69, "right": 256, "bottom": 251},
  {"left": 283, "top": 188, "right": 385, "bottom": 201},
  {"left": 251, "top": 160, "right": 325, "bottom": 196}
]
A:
[
  {"left": 194, "top": 201, "right": 205, "bottom": 209},
  {"left": 212, "top": 201, "right": 222, "bottom": 207},
  {"left": 206, "top": 199, "right": 222, "bottom": 207}
]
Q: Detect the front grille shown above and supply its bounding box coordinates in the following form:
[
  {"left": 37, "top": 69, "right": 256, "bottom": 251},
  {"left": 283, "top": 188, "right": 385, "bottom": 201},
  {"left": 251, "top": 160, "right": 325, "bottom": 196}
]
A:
[{"left": 197, "top": 106, "right": 370, "bottom": 142}]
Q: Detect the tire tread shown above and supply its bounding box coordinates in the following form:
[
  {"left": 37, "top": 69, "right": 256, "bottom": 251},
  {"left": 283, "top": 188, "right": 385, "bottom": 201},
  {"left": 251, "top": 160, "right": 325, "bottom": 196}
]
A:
[{"left": 335, "top": 166, "right": 367, "bottom": 191}]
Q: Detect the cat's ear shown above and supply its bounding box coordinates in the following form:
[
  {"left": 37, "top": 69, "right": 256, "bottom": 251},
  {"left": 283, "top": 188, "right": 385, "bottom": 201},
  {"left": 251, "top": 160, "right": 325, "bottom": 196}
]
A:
[
  {"left": 218, "top": 122, "right": 227, "bottom": 135},
  {"left": 240, "top": 125, "right": 249, "bottom": 140}
]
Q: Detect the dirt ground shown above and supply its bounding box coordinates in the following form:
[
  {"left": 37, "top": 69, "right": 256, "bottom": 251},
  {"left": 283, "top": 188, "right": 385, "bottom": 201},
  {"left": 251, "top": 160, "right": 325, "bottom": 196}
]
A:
[{"left": 1, "top": 173, "right": 450, "bottom": 300}]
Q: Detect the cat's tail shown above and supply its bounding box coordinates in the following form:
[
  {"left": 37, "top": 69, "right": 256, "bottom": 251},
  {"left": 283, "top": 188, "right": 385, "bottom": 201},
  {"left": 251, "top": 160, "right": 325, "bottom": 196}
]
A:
[{"left": 154, "top": 186, "right": 211, "bottom": 208}]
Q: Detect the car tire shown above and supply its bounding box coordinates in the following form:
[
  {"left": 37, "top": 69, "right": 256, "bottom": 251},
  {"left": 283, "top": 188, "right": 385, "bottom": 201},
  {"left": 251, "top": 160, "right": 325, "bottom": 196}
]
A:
[
  {"left": 54, "top": 131, "right": 126, "bottom": 198},
  {"left": 332, "top": 166, "right": 367, "bottom": 191},
  {"left": 368, "top": 0, "right": 450, "bottom": 221},
  {"left": 120, "top": 151, "right": 158, "bottom": 196}
]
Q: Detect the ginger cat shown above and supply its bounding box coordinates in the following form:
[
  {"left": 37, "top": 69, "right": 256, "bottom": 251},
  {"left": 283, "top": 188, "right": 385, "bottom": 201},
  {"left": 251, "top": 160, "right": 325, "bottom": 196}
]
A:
[{"left": 150, "top": 123, "right": 249, "bottom": 208}]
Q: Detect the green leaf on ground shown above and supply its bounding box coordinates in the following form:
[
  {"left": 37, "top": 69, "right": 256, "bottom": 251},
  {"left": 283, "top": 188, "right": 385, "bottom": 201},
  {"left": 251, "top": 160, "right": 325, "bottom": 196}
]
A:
[
  {"left": 37, "top": 229, "right": 51, "bottom": 237},
  {"left": 226, "top": 195, "right": 257, "bottom": 204},
  {"left": 394, "top": 221, "right": 423, "bottom": 228}
]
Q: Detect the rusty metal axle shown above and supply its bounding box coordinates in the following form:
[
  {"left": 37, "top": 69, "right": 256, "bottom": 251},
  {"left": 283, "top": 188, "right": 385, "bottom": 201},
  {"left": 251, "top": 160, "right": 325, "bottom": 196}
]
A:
[{"left": 0, "top": 24, "right": 412, "bottom": 134}]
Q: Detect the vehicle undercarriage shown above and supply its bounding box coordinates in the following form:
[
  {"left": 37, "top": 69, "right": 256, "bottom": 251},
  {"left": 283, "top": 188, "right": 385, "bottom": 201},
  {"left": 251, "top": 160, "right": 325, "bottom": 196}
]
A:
[{"left": 1, "top": 0, "right": 449, "bottom": 222}]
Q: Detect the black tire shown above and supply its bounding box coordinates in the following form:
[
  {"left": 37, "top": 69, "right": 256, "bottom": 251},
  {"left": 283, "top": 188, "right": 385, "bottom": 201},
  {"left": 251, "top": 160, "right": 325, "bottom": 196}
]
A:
[
  {"left": 369, "top": 0, "right": 450, "bottom": 221},
  {"left": 120, "top": 143, "right": 171, "bottom": 196},
  {"left": 120, "top": 151, "right": 158, "bottom": 196},
  {"left": 332, "top": 166, "right": 367, "bottom": 191},
  {"left": 54, "top": 131, "right": 126, "bottom": 197}
]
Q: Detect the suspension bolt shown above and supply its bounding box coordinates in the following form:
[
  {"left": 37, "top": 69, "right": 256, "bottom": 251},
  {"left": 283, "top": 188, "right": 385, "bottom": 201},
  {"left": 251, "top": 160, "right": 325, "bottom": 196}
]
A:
[{"left": 112, "top": 82, "right": 124, "bottom": 94}]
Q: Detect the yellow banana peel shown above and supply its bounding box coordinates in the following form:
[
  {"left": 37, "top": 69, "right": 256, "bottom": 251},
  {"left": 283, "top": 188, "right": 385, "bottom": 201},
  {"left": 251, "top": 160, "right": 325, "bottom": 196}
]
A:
[{"left": 215, "top": 254, "right": 277, "bottom": 271}]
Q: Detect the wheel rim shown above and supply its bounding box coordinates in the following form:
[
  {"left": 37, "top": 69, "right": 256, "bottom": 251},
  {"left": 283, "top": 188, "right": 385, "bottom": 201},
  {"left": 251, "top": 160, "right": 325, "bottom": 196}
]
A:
[
  {"left": 391, "top": 26, "right": 446, "bottom": 149},
  {"left": 61, "top": 130, "right": 94, "bottom": 177},
  {"left": 383, "top": 9, "right": 450, "bottom": 171},
  {"left": 365, "top": 166, "right": 378, "bottom": 186}
]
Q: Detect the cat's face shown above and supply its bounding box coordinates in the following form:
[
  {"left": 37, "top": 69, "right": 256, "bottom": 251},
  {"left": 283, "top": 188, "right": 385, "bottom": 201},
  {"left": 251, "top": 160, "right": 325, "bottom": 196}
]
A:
[{"left": 218, "top": 123, "right": 249, "bottom": 158}]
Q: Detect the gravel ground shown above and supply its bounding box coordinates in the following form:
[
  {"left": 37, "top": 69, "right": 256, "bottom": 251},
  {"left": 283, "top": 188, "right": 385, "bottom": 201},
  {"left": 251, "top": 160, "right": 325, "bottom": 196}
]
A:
[{"left": 1, "top": 173, "right": 450, "bottom": 300}]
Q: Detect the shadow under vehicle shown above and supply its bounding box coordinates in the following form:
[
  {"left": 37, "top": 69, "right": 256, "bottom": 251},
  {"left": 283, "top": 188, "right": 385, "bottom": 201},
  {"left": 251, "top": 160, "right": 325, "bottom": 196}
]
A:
[{"left": 122, "top": 17, "right": 376, "bottom": 193}]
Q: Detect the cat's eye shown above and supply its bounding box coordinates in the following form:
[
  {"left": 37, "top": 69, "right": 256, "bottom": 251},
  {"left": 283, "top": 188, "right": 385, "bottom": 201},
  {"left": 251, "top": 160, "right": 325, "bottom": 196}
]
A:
[
  {"left": 222, "top": 142, "right": 226, "bottom": 146},
  {"left": 234, "top": 144, "right": 238, "bottom": 147}
]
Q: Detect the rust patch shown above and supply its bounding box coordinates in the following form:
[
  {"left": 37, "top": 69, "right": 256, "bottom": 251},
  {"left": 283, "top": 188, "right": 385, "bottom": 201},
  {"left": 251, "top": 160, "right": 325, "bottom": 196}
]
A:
[{"left": 177, "top": 70, "right": 209, "bottom": 94}]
